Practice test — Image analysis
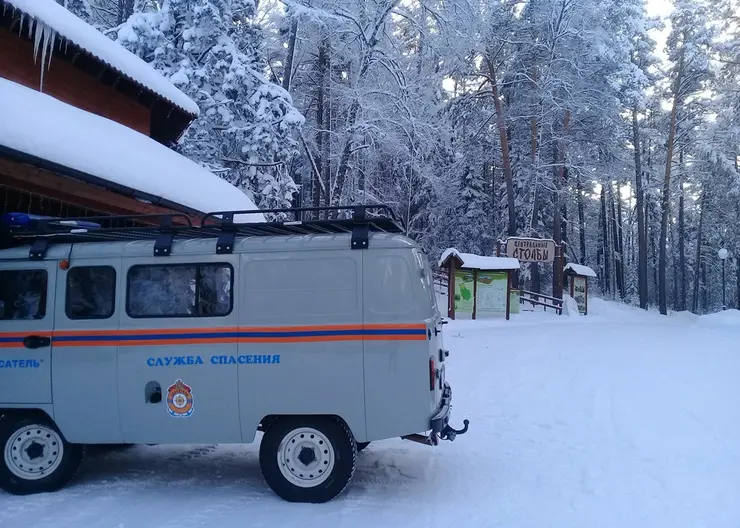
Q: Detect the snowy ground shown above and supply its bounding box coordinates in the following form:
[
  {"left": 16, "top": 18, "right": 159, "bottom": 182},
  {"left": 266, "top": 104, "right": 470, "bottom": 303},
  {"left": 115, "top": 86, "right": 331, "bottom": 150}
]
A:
[{"left": 3, "top": 299, "right": 740, "bottom": 528}]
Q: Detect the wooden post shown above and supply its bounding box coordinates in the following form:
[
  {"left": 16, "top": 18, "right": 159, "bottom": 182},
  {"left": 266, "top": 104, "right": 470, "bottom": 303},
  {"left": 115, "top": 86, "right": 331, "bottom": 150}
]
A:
[
  {"left": 569, "top": 273, "right": 575, "bottom": 299},
  {"left": 505, "top": 271, "right": 511, "bottom": 320},
  {"left": 496, "top": 240, "right": 501, "bottom": 257},
  {"left": 448, "top": 261, "right": 456, "bottom": 320},
  {"left": 585, "top": 277, "right": 589, "bottom": 315},
  {"left": 472, "top": 269, "right": 478, "bottom": 320}
]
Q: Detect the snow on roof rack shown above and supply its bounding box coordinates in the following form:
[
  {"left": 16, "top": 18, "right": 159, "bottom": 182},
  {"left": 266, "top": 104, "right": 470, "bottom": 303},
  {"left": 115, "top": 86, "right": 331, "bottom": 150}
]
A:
[{"left": 3, "top": 205, "right": 404, "bottom": 260}]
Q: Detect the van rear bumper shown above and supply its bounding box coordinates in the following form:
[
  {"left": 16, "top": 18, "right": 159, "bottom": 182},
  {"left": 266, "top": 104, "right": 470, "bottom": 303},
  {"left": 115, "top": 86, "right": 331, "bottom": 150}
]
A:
[
  {"left": 431, "top": 382, "right": 469, "bottom": 443},
  {"left": 430, "top": 382, "right": 453, "bottom": 435},
  {"left": 401, "top": 382, "right": 469, "bottom": 446}
]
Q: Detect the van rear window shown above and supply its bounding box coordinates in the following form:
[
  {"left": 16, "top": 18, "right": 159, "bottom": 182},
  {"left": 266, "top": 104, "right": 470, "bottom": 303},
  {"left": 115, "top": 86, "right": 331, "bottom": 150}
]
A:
[
  {"left": 0, "top": 269, "right": 47, "bottom": 320},
  {"left": 126, "top": 264, "right": 233, "bottom": 318},
  {"left": 66, "top": 266, "right": 116, "bottom": 320}
]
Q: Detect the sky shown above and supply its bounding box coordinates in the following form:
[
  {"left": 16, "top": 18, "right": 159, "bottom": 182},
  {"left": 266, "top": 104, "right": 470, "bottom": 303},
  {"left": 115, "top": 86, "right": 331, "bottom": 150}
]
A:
[
  {"left": 646, "top": 0, "right": 674, "bottom": 17},
  {"left": 646, "top": 0, "right": 674, "bottom": 63}
]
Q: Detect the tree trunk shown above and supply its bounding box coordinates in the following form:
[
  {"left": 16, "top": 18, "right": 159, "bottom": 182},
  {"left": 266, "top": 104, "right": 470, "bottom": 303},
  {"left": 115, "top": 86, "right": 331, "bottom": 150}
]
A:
[
  {"left": 610, "top": 184, "right": 624, "bottom": 298},
  {"left": 737, "top": 253, "right": 740, "bottom": 310},
  {"left": 672, "top": 223, "right": 679, "bottom": 309},
  {"left": 552, "top": 111, "right": 571, "bottom": 299},
  {"left": 332, "top": 100, "right": 360, "bottom": 210},
  {"left": 616, "top": 182, "right": 625, "bottom": 295},
  {"left": 576, "top": 171, "right": 586, "bottom": 263},
  {"left": 692, "top": 190, "right": 705, "bottom": 313},
  {"left": 659, "top": 103, "right": 679, "bottom": 314},
  {"left": 117, "top": 0, "right": 135, "bottom": 25},
  {"left": 701, "top": 259, "right": 708, "bottom": 312},
  {"left": 281, "top": 18, "right": 299, "bottom": 92},
  {"left": 600, "top": 184, "right": 610, "bottom": 294},
  {"left": 659, "top": 51, "right": 684, "bottom": 315},
  {"left": 485, "top": 55, "right": 516, "bottom": 237},
  {"left": 529, "top": 119, "right": 542, "bottom": 293},
  {"left": 314, "top": 37, "right": 330, "bottom": 211},
  {"left": 678, "top": 157, "right": 686, "bottom": 311}
]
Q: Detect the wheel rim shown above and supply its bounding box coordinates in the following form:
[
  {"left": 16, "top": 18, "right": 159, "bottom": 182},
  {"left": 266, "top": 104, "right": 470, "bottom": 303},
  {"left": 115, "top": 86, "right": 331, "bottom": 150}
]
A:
[
  {"left": 277, "top": 427, "right": 335, "bottom": 488},
  {"left": 4, "top": 425, "right": 64, "bottom": 481}
]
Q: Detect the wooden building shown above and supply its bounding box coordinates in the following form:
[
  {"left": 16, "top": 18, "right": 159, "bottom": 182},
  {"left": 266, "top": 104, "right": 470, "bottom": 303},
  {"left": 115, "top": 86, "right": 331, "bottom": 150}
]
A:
[{"left": 0, "top": 0, "right": 262, "bottom": 248}]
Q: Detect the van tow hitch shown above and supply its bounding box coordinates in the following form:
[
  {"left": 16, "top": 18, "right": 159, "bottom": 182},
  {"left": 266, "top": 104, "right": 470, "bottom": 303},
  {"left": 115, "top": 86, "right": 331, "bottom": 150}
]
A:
[
  {"left": 401, "top": 419, "right": 470, "bottom": 446},
  {"left": 439, "top": 419, "right": 470, "bottom": 441}
]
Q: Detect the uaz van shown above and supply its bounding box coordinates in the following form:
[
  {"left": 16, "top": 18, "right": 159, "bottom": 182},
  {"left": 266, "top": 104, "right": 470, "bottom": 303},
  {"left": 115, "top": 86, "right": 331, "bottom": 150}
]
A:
[{"left": 0, "top": 205, "right": 468, "bottom": 503}]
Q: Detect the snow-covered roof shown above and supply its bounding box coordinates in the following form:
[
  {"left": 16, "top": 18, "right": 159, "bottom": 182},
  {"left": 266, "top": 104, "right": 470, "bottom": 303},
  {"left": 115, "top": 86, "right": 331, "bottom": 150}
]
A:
[
  {"left": 564, "top": 263, "right": 597, "bottom": 277},
  {"left": 0, "top": 78, "right": 263, "bottom": 222},
  {"left": 4, "top": 0, "right": 199, "bottom": 116},
  {"left": 439, "top": 248, "right": 520, "bottom": 271}
]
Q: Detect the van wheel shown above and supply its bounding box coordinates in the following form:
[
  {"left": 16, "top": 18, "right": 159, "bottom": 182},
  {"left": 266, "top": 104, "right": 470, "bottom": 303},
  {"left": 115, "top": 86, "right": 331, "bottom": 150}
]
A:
[
  {"left": 356, "top": 442, "right": 370, "bottom": 453},
  {"left": 259, "top": 416, "right": 356, "bottom": 503},
  {"left": 0, "top": 415, "right": 83, "bottom": 495}
]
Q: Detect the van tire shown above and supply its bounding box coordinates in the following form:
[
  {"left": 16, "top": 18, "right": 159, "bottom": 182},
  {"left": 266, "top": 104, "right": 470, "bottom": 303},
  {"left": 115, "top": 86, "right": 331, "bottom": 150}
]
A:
[
  {"left": 0, "top": 415, "right": 83, "bottom": 495},
  {"left": 259, "top": 416, "right": 356, "bottom": 503}
]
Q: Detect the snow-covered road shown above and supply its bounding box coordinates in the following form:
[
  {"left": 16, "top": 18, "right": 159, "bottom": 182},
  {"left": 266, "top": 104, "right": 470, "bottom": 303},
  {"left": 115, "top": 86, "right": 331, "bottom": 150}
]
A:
[{"left": 2, "top": 300, "right": 739, "bottom": 528}]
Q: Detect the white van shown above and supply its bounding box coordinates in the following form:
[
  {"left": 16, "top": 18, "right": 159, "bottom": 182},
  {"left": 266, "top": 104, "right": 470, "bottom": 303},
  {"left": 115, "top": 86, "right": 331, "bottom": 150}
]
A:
[{"left": 0, "top": 205, "right": 468, "bottom": 503}]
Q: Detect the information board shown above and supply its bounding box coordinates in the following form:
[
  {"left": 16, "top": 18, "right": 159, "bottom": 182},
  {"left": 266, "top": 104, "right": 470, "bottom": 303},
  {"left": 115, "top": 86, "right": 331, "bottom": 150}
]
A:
[
  {"left": 475, "top": 271, "right": 508, "bottom": 316},
  {"left": 572, "top": 276, "right": 587, "bottom": 314},
  {"left": 454, "top": 270, "right": 475, "bottom": 315}
]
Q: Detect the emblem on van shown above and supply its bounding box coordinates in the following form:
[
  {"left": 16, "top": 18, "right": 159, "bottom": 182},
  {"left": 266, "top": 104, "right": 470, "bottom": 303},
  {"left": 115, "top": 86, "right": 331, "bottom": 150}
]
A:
[{"left": 166, "top": 379, "right": 194, "bottom": 418}]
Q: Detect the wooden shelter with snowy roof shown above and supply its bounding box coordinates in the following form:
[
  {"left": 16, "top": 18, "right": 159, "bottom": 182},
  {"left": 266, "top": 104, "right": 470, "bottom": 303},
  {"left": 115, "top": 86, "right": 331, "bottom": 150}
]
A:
[
  {"left": 564, "top": 263, "right": 597, "bottom": 315},
  {"left": 0, "top": 0, "right": 262, "bottom": 249},
  {"left": 439, "top": 248, "right": 520, "bottom": 321}
]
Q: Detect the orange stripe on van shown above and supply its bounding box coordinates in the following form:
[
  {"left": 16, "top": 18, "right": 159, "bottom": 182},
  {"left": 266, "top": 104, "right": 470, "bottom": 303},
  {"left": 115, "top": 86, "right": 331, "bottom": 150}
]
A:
[{"left": 0, "top": 324, "right": 429, "bottom": 347}]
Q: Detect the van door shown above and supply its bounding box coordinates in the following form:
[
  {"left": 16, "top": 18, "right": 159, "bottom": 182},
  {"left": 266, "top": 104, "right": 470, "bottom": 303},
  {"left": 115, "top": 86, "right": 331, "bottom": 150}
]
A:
[
  {"left": 237, "top": 251, "right": 366, "bottom": 443},
  {"left": 362, "top": 249, "right": 435, "bottom": 441},
  {"left": 413, "top": 249, "right": 446, "bottom": 405},
  {"left": 52, "top": 260, "right": 122, "bottom": 443},
  {"left": 0, "top": 262, "right": 56, "bottom": 405},
  {"left": 116, "top": 256, "right": 242, "bottom": 444}
]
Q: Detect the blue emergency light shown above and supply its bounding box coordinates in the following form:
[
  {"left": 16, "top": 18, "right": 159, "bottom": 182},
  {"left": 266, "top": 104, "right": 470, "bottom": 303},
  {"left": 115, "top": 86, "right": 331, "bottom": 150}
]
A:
[{"left": 0, "top": 213, "right": 101, "bottom": 230}]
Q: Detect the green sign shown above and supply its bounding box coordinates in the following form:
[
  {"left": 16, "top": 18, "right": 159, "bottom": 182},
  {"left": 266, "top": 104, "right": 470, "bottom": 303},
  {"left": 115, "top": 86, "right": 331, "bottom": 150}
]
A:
[
  {"left": 454, "top": 270, "right": 475, "bottom": 314},
  {"left": 475, "top": 271, "right": 508, "bottom": 316},
  {"left": 509, "top": 290, "right": 520, "bottom": 315}
]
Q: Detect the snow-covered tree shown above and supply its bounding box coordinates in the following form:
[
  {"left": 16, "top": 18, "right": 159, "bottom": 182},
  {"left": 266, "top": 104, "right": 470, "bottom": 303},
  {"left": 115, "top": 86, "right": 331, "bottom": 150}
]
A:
[
  {"left": 57, "top": 0, "right": 92, "bottom": 20},
  {"left": 96, "top": 0, "right": 735, "bottom": 312},
  {"left": 117, "top": 0, "right": 304, "bottom": 211}
]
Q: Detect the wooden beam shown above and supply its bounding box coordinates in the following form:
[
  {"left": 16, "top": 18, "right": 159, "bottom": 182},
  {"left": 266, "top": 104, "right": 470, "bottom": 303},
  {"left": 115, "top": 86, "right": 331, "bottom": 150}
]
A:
[{"left": 0, "top": 158, "right": 199, "bottom": 225}]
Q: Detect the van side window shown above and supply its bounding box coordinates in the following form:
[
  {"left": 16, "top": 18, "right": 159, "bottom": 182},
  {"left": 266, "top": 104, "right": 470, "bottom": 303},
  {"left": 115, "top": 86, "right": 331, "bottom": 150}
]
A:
[
  {"left": 243, "top": 257, "right": 358, "bottom": 321},
  {"left": 126, "top": 264, "right": 233, "bottom": 318},
  {"left": 0, "top": 269, "right": 48, "bottom": 320},
  {"left": 66, "top": 266, "right": 116, "bottom": 320},
  {"left": 367, "top": 255, "right": 416, "bottom": 315}
]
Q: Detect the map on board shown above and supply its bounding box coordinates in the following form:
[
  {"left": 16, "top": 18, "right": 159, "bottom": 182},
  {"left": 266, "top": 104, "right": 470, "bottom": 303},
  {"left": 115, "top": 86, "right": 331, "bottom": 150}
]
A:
[{"left": 476, "top": 271, "right": 508, "bottom": 315}]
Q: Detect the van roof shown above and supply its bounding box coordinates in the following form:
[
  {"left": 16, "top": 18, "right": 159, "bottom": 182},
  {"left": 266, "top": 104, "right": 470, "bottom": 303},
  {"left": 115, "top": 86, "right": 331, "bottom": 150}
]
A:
[
  {"left": 0, "top": 204, "right": 416, "bottom": 261},
  {"left": 0, "top": 232, "right": 418, "bottom": 261}
]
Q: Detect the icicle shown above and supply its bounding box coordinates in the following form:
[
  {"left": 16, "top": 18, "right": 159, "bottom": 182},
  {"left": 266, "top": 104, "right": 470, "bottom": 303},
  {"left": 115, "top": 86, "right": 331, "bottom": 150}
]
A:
[
  {"left": 39, "top": 24, "right": 55, "bottom": 92},
  {"left": 29, "top": 19, "right": 57, "bottom": 92},
  {"left": 32, "top": 19, "right": 41, "bottom": 57},
  {"left": 18, "top": 13, "right": 25, "bottom": 37}
]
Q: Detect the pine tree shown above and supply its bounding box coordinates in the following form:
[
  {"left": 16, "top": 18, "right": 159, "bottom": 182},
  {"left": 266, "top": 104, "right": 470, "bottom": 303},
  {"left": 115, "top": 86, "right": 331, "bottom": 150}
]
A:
[
  {"left": 456, "top": 165, "right": 493, "bottom": 255},
  {"left": 658, "top": 0, "right": 714, "bottom": 314},
  {"left": 57, "top": 0, "right": 92, "bottom": 20},
  {"left": 117, "top": 0, "right": 304, "bottom": 212}
]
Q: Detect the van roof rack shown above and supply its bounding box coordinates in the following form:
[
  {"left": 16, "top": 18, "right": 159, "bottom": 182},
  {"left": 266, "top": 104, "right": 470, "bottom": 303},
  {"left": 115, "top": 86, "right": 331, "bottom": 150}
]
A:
[{"left": 0, "top": 205, "right": 404, "bottom": 259}]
